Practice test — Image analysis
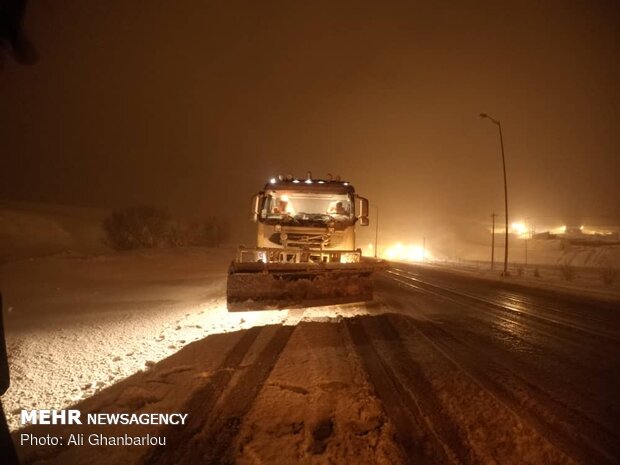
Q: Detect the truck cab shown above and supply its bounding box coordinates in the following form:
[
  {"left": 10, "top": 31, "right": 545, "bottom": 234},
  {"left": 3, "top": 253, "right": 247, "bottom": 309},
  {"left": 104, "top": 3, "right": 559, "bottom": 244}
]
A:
[{"left": 248, "top": 175, "right": 369, "bottom": 264}]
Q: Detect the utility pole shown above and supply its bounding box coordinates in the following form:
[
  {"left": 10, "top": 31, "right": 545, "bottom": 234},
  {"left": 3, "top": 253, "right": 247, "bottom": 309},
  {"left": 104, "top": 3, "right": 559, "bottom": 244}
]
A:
[
  {"left": 372, "top": 204, "right": 379, "bottom": 258},
  {"left": 491, "top": 212, "right": 496, "bottom": 270},
  {"left": 524, "top": 217, "right": 531, "bottom": 267},
  {"left": 525, "top": 234, "right": 527, "bottom": 266}
]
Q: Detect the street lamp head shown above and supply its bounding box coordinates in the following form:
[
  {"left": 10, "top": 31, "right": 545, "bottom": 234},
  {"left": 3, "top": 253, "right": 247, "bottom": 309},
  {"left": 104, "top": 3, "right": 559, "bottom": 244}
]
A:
[{"left": 480, "top": 112, "right": 500, "bottom": 125}]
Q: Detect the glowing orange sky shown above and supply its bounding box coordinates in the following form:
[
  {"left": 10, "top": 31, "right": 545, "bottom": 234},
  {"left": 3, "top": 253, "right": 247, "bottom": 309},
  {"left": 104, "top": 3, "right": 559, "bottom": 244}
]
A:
[{"left": 1, "top": 0, "right": 618, "bottom": 245}]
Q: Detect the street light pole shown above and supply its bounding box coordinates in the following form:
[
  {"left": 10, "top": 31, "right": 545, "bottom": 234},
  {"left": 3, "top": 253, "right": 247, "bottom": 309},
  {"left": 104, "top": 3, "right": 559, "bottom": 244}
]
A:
[
  {"left": 480, "top": 113, "right": 509, "bottom": 276},
  {"left": 491, "top": 212, "right": 496, "bottom": 270},
  {"left": 371, "top": 204, "right": 379, "bottom": 258}
]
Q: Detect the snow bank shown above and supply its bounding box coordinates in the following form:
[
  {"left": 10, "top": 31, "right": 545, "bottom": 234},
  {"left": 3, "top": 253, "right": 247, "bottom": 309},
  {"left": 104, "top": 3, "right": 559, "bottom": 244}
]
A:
[{"left": 0, "top": 201, "right": 110, "bottom": 261}]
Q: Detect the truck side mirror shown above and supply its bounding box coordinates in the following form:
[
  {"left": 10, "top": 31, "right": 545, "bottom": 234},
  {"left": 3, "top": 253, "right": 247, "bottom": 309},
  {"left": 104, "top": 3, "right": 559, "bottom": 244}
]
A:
[
  {"left": 356, "top": 195, "right": 369, "bottom": 226},
  {"left": 251, "top": 194, "right": 261, "bottom": 222}
]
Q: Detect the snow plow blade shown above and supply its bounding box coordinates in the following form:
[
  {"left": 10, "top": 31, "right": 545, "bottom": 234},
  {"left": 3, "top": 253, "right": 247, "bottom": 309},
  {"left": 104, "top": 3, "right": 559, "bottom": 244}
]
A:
[{"left": 227, "top": 262, "right": 382, "bottom": 311}]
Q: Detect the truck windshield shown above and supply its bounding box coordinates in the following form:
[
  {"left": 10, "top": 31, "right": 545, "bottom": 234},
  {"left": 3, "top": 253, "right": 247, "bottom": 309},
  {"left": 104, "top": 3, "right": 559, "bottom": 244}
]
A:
[{"left": 261, "top": 190, "right": 353, "bottom": 226}]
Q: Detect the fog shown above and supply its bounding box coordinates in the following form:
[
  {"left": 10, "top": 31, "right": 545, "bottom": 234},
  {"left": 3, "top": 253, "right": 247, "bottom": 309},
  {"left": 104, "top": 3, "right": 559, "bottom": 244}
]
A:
[{"left": 1, "top": 0, "right": 619, "bottom": 247}]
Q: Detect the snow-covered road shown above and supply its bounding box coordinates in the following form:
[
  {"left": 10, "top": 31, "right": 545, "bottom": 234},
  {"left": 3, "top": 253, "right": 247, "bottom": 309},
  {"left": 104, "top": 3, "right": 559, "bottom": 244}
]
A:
[
  {"left": 4, "top": 251, "right": 620, "bottom": 464},
  {"left": 377, "top": 264, "right": 620, "bottom": 465}
]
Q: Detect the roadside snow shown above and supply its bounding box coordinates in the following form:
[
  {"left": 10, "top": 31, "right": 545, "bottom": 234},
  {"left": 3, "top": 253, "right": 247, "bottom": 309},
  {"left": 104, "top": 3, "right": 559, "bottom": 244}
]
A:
[{"left": 1, "top": 248, "right": 234, "bottom": 431}]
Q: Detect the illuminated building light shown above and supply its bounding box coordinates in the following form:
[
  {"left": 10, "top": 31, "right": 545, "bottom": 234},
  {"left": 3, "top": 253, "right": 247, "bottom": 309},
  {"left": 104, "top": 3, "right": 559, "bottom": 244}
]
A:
[
  {"left": 269, "top": 178, "right": 277, "bottom": 184},
  {"left": 550, "top": 225, "right": 567, "bottom": 235},
  {"left": 579, "top": 226, "right": 613, "bottom": 236}
]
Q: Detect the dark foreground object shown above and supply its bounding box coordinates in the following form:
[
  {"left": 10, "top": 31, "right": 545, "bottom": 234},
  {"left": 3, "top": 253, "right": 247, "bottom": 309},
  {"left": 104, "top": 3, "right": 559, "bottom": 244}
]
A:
[{"left": 0, "top": 293, "right": 19, "bottom": 464}]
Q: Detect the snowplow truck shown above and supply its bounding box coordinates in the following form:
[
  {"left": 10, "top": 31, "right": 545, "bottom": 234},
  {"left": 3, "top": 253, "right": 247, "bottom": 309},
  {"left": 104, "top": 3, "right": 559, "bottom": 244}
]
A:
[{"left": 227, "top": 173, "right": 380, "bottom": 310}]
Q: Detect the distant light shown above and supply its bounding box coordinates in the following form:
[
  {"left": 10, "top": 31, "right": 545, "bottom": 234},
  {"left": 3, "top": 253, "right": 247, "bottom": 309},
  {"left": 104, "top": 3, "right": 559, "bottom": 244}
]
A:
[
  {"left": 269, "top": 178, "right": 277, "bottom": 184},
  {"left": 383, "top": 243, "right": 429, "bottom": 262},
  {"left": 511, "top": 222, "right": 527, "bottom": 236},
  {"left": 550, "top": 225, "right": 567, "bottom": 235},
  {"left": 343, "top": 182, "right": 349, "bottom": 186},
  {"left": 292, "top": 179, "right": 300, "bottom": 184},
  {"left": 318, "top": 180, "right": 325, "bottom": 184},
  {"left": 580, "top": 225, "right": 584, "bottom": 231},
  {"left": 305, "top": 179, "right": 312, "bottom": 184}
]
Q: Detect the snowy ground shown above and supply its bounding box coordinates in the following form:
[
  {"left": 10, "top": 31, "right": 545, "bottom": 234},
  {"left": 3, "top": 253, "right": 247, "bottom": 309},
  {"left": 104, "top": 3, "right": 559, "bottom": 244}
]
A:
[{"left": 1, "top": 248, "right": 223, "bottom": 429}]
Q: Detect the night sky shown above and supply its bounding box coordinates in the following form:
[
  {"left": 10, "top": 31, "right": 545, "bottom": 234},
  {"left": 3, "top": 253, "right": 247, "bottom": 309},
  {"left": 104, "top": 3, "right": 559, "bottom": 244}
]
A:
[{"left": 1, "top": 0, "right": 619, "bottom": 244}]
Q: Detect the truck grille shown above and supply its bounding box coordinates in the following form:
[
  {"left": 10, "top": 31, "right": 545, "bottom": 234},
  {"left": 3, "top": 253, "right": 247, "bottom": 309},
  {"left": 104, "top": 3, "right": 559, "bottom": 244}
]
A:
[{"left": 268, "top": 232, "right": 343, "bottom": 248}]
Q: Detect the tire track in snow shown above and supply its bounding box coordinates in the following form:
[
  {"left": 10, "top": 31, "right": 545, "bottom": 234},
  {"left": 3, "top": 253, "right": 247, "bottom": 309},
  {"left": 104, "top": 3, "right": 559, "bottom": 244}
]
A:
[
  {"left": 402, "top": 315, "right": 620, "bottom": 465},
  {"left": 145, "top": 326, "right": 263, "bottom": 465},
  {"left": 146, "top": 324, "right": 295, "bottom": 465},
  {"left": 345, "top": 315, "right": 465, "bottom": 465}
]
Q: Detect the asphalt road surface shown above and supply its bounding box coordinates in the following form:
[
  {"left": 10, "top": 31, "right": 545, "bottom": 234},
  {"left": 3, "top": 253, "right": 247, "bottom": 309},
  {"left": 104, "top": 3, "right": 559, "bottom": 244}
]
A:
[{"left": 375, "top": 263, "right": 620, "bottom": 465}]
